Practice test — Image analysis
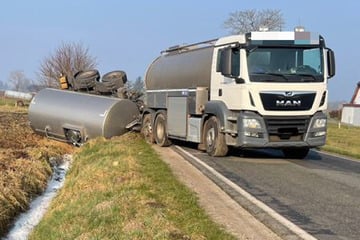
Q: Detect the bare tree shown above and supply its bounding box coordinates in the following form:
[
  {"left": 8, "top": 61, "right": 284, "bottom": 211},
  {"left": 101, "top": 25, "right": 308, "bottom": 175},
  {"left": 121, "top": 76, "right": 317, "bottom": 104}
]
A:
[
  {"left": 38, "top": 42, "right": 97, "bottom": 88},
  {"left": 132, "top": 76, "right": 145, "bottom": 95},
  {"left": 8, "top": 70, "right": 30, "bottom": 91},
  {"left": 224, "top": 9, "right": 285, "bottom": 34},
  {"left": 0, "top": 80, "right": 9, "bottom": 90},
  {"left": 125, "top": 76, "right": 145, "bottom": 100}
]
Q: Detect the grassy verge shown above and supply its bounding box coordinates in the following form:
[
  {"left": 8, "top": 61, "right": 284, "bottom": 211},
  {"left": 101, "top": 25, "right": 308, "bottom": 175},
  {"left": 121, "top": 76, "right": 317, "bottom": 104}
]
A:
[
  {"left": 321, "top": 122, "right": 360, "bottom": 159},
  {"left": 30, "top": 133, "right": 235, "bottom": 240}
]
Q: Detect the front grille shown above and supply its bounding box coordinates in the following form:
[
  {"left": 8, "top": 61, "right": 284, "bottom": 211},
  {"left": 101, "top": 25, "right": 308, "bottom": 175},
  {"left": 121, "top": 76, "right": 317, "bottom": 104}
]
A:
[
  {"left": 264, "top": 116, "right": 310, "bottom": 142},
  {"left": 260, "top": 92, "right": 315, "bottom": 111}
]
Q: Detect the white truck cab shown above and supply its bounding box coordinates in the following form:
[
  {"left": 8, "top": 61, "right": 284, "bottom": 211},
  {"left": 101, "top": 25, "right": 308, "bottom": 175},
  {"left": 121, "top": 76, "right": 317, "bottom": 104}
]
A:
[{"left": 143, "top": 29, "right": 335, "bottom": 158}]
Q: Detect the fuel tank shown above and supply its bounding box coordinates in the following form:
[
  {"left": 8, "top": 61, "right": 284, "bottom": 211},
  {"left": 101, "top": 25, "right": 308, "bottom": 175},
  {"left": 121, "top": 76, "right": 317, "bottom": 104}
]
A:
[
  {"left": 28, "top": 88, "right": 139, "bottom": 145},
  {"left": 145, "top": 46, "right": 214, "bottom": 90}
]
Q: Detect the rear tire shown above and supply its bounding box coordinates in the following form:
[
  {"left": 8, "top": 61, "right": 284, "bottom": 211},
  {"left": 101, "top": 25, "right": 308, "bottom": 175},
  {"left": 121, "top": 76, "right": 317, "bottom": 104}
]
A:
[
  {"left": 74, "top": 69, "right": 100, "bottom": 80},
  {"left": 282, "top": 147, "right": 310, "bottom": 159},
  {"left": 102, "top": 70, "right": 127, "bottom": 86},
  {"left": 141, "top": 114, "right": 155, "bottom": 144},
  {"left": 203, "top": 116, "right": 228, "bottom": 157},
  {"left": 73, "top": 69, "right": 99, "bottom": 90},
  {"left": 154, "top": 112, "right": 171, "bottom": 147}
]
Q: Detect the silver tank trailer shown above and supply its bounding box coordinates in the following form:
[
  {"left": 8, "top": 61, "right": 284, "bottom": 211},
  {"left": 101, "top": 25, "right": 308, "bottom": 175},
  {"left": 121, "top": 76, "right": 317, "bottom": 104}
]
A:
[
  {"left": 28, "top": 88, "right": 139, "bottom": 145},
  {"left": 145, "top": 45, "right": 214, "bottom": 90}
]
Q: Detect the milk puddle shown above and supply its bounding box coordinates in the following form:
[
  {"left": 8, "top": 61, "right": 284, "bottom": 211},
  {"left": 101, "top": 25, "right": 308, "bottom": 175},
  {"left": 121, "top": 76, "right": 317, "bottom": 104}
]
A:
[{"left": 3, "top": 154, "right": 72, "bottom": 240}]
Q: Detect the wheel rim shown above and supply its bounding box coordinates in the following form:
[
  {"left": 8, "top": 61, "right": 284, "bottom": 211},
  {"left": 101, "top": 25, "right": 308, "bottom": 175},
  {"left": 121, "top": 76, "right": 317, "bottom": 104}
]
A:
[
  {"left": 156, "top": 120, "right": 165, "bottom": 142},
  {"left": 206, "top": 127, "right": 215, "bottom": 148}
]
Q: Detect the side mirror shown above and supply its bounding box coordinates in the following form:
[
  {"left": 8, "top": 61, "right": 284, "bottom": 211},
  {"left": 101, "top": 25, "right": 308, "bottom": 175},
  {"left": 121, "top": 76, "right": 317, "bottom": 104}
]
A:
[
  {"left": 219, "top": 47, "right": 232, "bottom": 77},
  {"left": 327, "top": 49, "right": 335, "bottom": 78}
]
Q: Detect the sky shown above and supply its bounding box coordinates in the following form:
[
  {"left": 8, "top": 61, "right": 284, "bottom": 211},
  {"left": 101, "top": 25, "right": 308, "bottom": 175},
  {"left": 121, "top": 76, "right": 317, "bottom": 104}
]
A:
[{"left": 1, "top": 0, "right": 359, "bottom": 102}]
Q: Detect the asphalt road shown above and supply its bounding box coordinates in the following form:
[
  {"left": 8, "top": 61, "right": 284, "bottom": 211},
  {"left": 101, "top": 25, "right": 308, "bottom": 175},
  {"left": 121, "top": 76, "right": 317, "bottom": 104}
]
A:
[{"left": 179, "top": 146, "right": 360, "bottom": 240}]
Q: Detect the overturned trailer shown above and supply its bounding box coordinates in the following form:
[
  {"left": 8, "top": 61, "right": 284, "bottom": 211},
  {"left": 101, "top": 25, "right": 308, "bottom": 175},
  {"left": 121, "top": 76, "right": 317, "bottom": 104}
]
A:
[{"left": 28, "top": 88, "right": 139, "bottom": 145}]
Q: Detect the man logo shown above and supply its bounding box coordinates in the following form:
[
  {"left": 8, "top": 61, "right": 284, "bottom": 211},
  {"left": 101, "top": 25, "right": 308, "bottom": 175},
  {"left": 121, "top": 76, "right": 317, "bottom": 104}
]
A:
[
  {"left": 285, "top": 91, "right": 294, "bottom": 97},
  {"left": 276, "top": 99, "right": 302, "bottom": 107}
]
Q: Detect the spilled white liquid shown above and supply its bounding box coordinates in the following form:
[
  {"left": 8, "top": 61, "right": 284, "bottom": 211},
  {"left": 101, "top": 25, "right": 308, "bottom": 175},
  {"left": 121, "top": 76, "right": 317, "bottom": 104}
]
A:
[{"left": 4, "top": 155, "right": 72, "bottom": 240}]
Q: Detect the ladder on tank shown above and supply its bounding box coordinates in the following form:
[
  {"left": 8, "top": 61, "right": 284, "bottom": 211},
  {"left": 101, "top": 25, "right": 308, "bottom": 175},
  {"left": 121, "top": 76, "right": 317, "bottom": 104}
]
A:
[{"left": 162, "top": 38, "right": 218, "bottom": 54}]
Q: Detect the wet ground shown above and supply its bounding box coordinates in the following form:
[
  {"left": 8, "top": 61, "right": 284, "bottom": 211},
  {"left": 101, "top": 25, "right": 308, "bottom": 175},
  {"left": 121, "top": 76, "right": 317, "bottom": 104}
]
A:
[
  {"left": 5, "top": 155, "right": 72, "bottom": 240},
  {"left": 0, "top": 108, "right": 73, "bottom": 237}
]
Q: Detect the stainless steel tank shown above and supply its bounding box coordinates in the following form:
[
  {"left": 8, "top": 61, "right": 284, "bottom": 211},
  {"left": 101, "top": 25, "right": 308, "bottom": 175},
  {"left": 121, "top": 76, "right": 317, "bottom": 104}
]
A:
[
  {"left": 28, "top": 88, "right": 139, "bottom": 145},
  {"left": 5, "top": 90, "right": 33, "bottom": 101},
  {"left": 145, "top": 46, "right": 214, "bottom": 90}
]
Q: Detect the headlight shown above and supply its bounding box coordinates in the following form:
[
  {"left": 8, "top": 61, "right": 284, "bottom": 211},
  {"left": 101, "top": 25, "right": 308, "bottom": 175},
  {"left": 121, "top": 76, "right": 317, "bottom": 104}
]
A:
[
  {"left": 313, "top": 118, "right": 327, "bottom": 128},
  {"left": 243, "top": 118, "right": 261, "bottom": 129},
  {"left": 314, "top": 131, "right": 326, "bottom": 137}
]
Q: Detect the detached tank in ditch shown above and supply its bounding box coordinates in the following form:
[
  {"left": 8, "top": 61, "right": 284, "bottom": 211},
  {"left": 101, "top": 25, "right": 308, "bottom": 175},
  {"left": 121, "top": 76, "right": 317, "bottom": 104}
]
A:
[{"left": 28, "top": 88, "right": 140, "bottom": 145}]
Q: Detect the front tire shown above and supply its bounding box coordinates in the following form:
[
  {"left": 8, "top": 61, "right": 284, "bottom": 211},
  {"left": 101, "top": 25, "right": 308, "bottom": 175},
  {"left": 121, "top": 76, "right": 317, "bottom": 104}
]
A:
[
  {"left": 154, "top": 112, "right": 171, "bottom": 147},
  {"left": 203, "top": 116, "right": 228, "bottom": 157}
]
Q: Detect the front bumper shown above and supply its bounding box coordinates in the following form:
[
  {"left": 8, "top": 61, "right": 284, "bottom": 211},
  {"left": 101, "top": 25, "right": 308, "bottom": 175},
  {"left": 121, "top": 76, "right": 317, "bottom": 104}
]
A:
[{"left": 231, "top": 111, "right": 327, "bottom": 148}]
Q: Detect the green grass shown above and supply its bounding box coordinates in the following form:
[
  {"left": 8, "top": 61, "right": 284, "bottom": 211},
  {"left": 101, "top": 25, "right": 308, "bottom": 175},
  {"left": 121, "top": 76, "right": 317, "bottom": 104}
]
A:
[
  {"left": 321, "top": 122, "right": 360, "bottom": 159},
  {"left": 30, "top": 133, "right": 235, "bottom": 240},
  {"left": 0, "top": 97, "right": 13, "bottom": 105},
  {"left": 0, "top": 98, "right": 16, "bottom": 107},
  {"left": 0, "top": 97, "right": 28, "bottom": 113}
]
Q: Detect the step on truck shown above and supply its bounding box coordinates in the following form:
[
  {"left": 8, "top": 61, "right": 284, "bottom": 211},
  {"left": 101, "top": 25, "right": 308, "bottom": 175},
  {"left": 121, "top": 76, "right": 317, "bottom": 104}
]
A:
[{"left": 141, "top": 28, "right": 336, "bottom": 159}]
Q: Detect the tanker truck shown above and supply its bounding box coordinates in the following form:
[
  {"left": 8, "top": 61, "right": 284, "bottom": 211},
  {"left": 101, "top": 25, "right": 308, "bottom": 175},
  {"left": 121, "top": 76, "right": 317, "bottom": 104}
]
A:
[{"left": 141, "top": 29, "right": 336, "bottom": 158}]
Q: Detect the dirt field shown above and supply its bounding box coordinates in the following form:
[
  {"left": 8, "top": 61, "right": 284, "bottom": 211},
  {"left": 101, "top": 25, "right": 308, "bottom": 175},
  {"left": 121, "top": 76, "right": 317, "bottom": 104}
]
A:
[{"left": 0, "top": 105, "right": 73, "bottom": 236}]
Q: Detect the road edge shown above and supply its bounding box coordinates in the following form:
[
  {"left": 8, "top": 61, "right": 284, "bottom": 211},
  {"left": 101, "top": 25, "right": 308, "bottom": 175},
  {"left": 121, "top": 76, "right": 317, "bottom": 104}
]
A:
[
  {"left": 152, "top": 145, "right": 282, "bottom": 240},
  {"left": 172, "top": 146, "right": 318, "bottom": 240}
]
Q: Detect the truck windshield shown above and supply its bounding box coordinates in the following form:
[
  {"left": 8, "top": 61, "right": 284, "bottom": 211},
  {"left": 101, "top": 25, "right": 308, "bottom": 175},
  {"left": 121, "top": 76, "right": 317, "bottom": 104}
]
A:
[{"left": 247, "top": 47, "right": 324, "bottom": 82}]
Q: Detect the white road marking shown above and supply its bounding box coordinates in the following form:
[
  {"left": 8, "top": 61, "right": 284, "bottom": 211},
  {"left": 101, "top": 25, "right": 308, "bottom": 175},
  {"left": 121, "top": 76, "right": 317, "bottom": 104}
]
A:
[
  {"left": 175, "top": 146, "right": 317, "bottom": 240},
  {"left": 313, "top": 149, "right": 360, "bottom": 163}
]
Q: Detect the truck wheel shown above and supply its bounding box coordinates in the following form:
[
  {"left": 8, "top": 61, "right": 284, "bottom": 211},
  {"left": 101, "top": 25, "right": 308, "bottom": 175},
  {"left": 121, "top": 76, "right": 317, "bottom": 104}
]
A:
[
  {"left": 154, "top": 112, "right": 171, "bottom": 147},
  {"left": 73, "top": 70, "right": 100, "bottom": 90},
  {"left": 141, "top": 114, "right": 155, "bottom": 144},
  {"left": 102, "top": 70, "right": 127, "bottom": 85},
  {"left": 204, "top": 116, "right": 228, "bottom": 157},
  {"left": 282, "top": 147, "right": 310, "bottom": 159},
  {"left": 74, "top": 69, "right": 100, "bottom": 81}
]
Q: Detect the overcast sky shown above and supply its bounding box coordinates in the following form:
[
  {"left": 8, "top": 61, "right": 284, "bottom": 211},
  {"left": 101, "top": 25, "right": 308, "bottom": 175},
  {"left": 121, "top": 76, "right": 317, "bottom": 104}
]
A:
[{"left": 1, "top": 0, "right": 359, "bottom": 101}]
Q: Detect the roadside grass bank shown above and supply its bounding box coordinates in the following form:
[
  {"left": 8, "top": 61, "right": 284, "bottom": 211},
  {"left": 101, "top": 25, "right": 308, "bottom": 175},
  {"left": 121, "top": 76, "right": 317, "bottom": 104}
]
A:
[
  {"left": 30, "top": 133, "right": 236, "bottom": 240},
  {"left": 321, "top": 122, "right": 360, "bottom": 159}
]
